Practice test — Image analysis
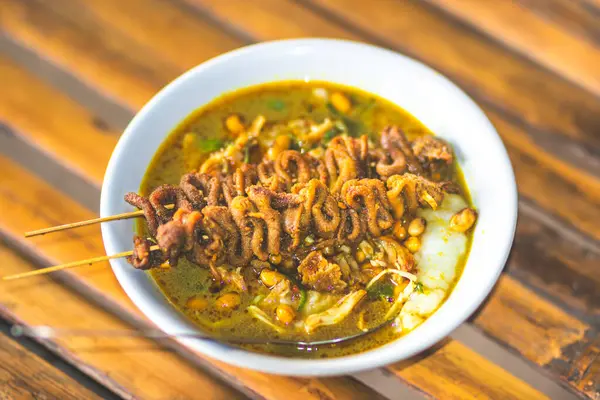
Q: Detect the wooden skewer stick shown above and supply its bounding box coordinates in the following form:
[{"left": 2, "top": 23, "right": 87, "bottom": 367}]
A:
[
  {"left": 2, "top": 245, "right": 159, "bottom": 281},
  {"left": 24, "top": 204, "right": 175, "bottom": 238}
]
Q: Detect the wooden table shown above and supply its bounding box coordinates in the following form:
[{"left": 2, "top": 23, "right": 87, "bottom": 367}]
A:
[{"left": 0, "top": 0, "right": 598, "bottom": 398}]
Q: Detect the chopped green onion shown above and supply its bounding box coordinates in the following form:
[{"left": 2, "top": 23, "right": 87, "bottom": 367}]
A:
[
  {"left": 297, "top": 289, "right": 307, "bottom": 312},
  {"left": 352, "top": 98, "right": 376, "bottom": 118},
  {"left": 415, "top": 282, "right": 424, "bottom": 293},
  {"left": 198, "top": 138, "right": 224, "bottom": 153},
  {"left": 342, "top": 116, "right": 362, "bottom": 137},
  {"left": 244, "top": 144, "right": 251, "bottom": 163},
  {"left": 367, "top": 282, "right": 394, "bottom": 302},
  {"left": 268, "top": 99, "right": 286, "bottom": 111},
  {"left": 326, "top": 102, "right": 340, "bottom": 115},
  {"left": 252, "top": 295, "right": 265, "bottom": 305},
  {"left": 304, "top": 235, "right": 315, "bottom": 245},
  {"left": 323, "top": 129, "right": 336, "bottom": 142}
]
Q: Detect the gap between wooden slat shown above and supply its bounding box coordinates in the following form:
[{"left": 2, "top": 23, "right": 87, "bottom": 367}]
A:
[
  {"left": 422, "top": 0, "right": 600, "bottom": 99},
  {"left": 450, "top": 324, "right": 577, "bottom": 399},
  {"left": 0, "top": 33, "right": 134, "bottom": 130},
  {"left": 0, "top": 329, "right": 104, "bottom": 399},
  {"left": 0, "top": 124, "right": 100, "bottom": 212},
  {"left": 518, "top": 0, "right": 600, "bottom": 45},
  {"left": 0, "top": 318, "right": 120, "bottom": 400}
]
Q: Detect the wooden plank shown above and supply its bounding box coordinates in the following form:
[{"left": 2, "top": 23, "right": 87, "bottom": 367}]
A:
[
  {"left": 518, "top": 0, "right": 600, "bottom": 44},
  {"left": 0, "top": 9, "right": 597, "bottom": 398},
  {"left": 424, "top": 0, "right": 600, "bottom": 97},
  {"left": 567, "top": 335, "right": 600, "bottom": 399},
  {"left": 185, "top": 0, "right": 359, "bottom": 40},
  {"left": 475, "top": 277, "right": 590, "bottom": 366},
  {"left": 0, "top": 331, "right": 102, "bottom": 400},
  {"left": 388, "top": 339, "right": 547, "bottom": 400},
  {"left": 0, "top": 57, "right": 116, "bottom": 186},
  {"left": 0, "top": 156, "right": 386, "bottom": 399},
  {"left": 0, "top": 0, "right": 243, "bottom": 110},
  {"left": 0, "top": 246, "right": 245, "bottom": 400},
  {"left": 487, "top": 110, "right": 600, "bottom": 245}
]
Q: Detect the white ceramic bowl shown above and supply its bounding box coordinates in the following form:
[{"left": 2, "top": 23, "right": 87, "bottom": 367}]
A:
[{"left": 100, "top": 38, "right": 517, "bottom": 376}]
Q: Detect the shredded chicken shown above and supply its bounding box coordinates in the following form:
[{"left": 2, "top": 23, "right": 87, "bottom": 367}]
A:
[{"left": 304, "top": 290, "right": 367, "bottom": 333}]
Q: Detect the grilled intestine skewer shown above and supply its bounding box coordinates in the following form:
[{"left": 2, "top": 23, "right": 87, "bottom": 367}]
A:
[{"left": 11, "top": 126, "right": 456, "bottom": 282}]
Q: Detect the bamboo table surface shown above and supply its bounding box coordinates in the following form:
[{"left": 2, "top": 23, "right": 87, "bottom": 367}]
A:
[{"left": 0, "top": 0, "right": 598, "bottom": 398}]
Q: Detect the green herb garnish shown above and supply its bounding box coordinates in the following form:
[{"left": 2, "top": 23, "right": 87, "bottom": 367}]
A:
[
  {"left": 244, "top": 144, "right": 251, "bottom": 163},
  {"left": 198, "top": 138, "right": 224, "bottom": 153},
  {"left": 323, "top": 128, "right": 337, "bottom": 142},
  {"left": 268, "top": 99, "right": 286, "bottom": 111},
  {"left": 326, "top": 102, "right": 339, "bottom": 115},
  {"left": 342, "top": 116, "right": 363, "bottom": 137},
  {"left": 297, "top": 289, "right": 307, "bottom": 312},
  {"left": 367, "top": 282, "right": 394, "bottom": 302},
  {"left": 415, "top": 282, "right": 424, "bottom": 293},
  {"left": 352, "top": 98, "right": 376, "bottom": 118}
]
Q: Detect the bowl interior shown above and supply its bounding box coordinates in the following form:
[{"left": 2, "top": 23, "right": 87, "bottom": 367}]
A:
[{"left": 100, "top": 39, "right": 517, "bottom": 376}]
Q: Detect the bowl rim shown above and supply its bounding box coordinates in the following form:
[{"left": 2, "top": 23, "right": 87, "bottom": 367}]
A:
[{"left": 100, "top": 38, "right": 518, "bottom": 376}]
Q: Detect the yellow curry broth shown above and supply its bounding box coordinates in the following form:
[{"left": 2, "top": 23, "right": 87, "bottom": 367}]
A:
[{"left": 138, "top": 81, "right": 471, "bottom": 358}]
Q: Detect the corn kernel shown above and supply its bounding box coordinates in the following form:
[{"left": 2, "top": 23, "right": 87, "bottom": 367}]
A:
[
  {"left": 392, "top": 221, "right": 407, "bottom": 241},
  {"left": 215, "top": 292, "right": 241, "bottom": 309},
  {"left": 260, "top": 269, "right": 284, "bottom": 287},
  {"left": 269, "top": 253, "right": 282, "bottom": 265},
  {"left": 449, "top": 208, "right": 478, "bottom": 233},
  {"left": 225, "top": 114, "right": 245, "bottom": 135},
  {"left": 276, "top": 304, "right": 296, "bottom": 324},
  {"left": 404, "top": 236, "right": 421, "bottom": 253},
  {"left": 267, "top": 135, "right": 292, "bottom": 160},
  {"left": 331, "top": 92, "right": 352, "bottom": 114},
  {"left": 186, "top": 296, "right": 208, "bottom": 310},
  {"left": 408, "top": 217, "right": 426, "bottom": 237},
  {"left": 356, "top": 249, "right": 366, "bottom": 263}
]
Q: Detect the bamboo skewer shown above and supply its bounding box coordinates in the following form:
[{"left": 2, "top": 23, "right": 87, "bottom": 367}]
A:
[
  {"left": 24, "top": 210, "right": 144, "bottom": 237},
  {"left": 2, "top": 245, "right": 160, "bottom": 281},
  {"left": 24, "top": 204, "right": 174, "bottom": 238}
]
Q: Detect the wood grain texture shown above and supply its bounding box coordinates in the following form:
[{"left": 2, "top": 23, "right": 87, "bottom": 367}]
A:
[
  {"left": 0, "top": 244, "right": 245, "bottom": 400},
  {"left": 184, "top": 0, "right": 359, "bottom": 40},
  {"left": 0, "top": 331, "right": 102, "bottom": 400},
  {"left": 0, "top": 156, "right": 386, "bottom": 399},
  {"left": 388, "top": 339, "right": 547, "bottom": 400},
  {"left": 475, "top": 277, "right": 589, "bottom": 366},
  {"left": 0, "top": 56, "right": 115, "bottom": 186},
  {"left": 518, "top": 0, "right": 600, "bottom": 44},
  {"left": 425, "top": 0, "right": 600, "bottom": 97},
  {"left": 509, "top": 207, "right": 600, "bottom": 321},
  {"left": 0, "top": 0, "right": 243, "bottom": 110}
]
